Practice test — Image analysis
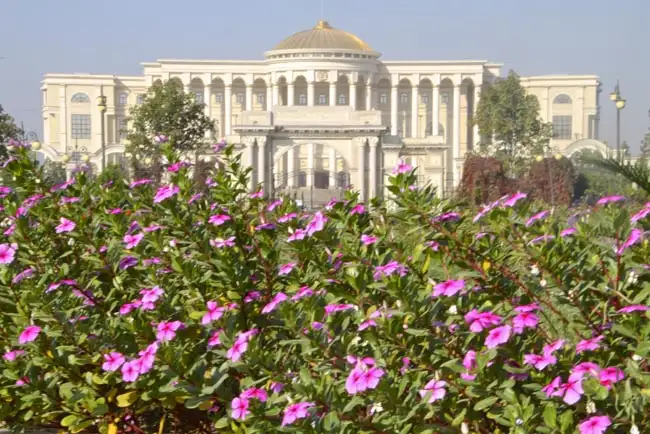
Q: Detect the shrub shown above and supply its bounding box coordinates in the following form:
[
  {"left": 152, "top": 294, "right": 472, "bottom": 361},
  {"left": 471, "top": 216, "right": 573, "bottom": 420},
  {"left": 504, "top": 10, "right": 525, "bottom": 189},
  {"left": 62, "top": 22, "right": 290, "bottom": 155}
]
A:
[
  {"left": 1, "top": 144, "right": 649, "bottom": 433},
  {"left": 458, "top": 155, "right": 514, "bottom": 206},
  {"left": 523, "top": 156, "right": 576, "bottom": 206}
]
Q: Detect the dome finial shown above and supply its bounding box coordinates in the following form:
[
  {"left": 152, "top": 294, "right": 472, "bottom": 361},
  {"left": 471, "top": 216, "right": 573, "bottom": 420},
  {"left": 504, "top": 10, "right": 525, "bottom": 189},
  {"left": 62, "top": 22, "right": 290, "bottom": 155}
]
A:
[{"left": 315, "top": 19, "right": 332, "bottom": 30}]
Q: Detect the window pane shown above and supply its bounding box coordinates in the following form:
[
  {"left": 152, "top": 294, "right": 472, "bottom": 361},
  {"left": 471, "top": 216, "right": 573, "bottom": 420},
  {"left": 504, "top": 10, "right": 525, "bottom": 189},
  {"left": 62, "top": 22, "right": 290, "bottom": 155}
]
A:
[
  {"left": 553, "top": 94, "right": 572, "bottom": 104},
  {"left": 71, "top": 93, "right": 90, "bottom": 103},
  {"left": 318, "top": 94, "right": 327, "bottom": 105},
  {"left": 257, "top": 93, "right": 265, "bottom": 104},
  {"left": 119, "top": 93, "right": 128, "bottom": 105},
  {"left": 400, "top": 93, "right": 408, "bottom": 103},
  {"left": 137, "top": 94, "right": 145, "bottom": 105},
  {"left": 379, "top": 93, "right": 388, "bottom": 104},
  {"left": 194, "top": 92, "right": 203, "bottom": 103},
  {"left": 298, "top": 94, "right": 307, "bottom": 105},
  {"left": 552, "top": 115, "right": 572, "bottom": 140},
  {"left": 71, "top": 114, "right": 91, "bottom": 139}
]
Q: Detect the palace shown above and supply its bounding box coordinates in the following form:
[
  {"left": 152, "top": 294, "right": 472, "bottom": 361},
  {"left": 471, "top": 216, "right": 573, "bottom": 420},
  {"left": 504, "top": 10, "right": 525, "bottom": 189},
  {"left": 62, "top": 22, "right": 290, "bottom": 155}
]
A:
[{"left": 41, "top": 20, "right": 603, "bottom": 203}]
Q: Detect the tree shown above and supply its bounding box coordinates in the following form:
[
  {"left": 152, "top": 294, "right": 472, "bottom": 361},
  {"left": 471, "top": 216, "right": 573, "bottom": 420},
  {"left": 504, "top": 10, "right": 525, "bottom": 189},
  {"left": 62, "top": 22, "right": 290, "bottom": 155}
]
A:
[
  {"left": 474, "top": 71, "right": 552, "bottom": 175},
  {"left": 640, "top": 131, "right": 650, "bottom": 160},
  {"left": 0, "top": 104, "right": 23, "bottom": 158},
  {"left": 125, "top": 81, "right": 215, "bottom": 163}
]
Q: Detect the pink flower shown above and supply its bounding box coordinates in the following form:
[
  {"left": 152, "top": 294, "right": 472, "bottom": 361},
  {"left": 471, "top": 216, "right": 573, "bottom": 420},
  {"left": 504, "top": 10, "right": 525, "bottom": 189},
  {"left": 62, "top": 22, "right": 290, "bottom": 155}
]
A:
[
  {"left": 102, "top": 352, "right": 126, "bottom": 372},
  {"left": 18, "top": 325, "right": 41, "bottom": 344},
  {"left": 419, "top": 379, "right": 448, "bottom": 404},
  {"left": 572, "top": 362, "right": 601, "bottom": 378},
  {"left": 55, "top": 217, "right": 76, "bottom": 233},
  {"left": 373, "top": 261, "right": 408, "bottom": 280},
  {"left": 543, "top": 339, "right": 565, "bottom": 356},
  {"left": 270, "top": 381, "right": 284, "bottom": 393},
  {"left": 267, "top": 199, "right": 282, "bottom": 211},
  {"left": 278, "top": 262, "right": 296, "bottom": 275},
  {"left": 281, "top": 402, "right": 315, "bottom": 426},
  {"left": 617, "top": 228, "right": 643, "bottom": 255},
  {"left": 324, "top": 303, "right": 356, "bottom": 315},
  {"left": 393, "top": 159, "right": 412, "bottom": 174},
  {"left": 345, "top": 362, "right": 385, "bottom": 394},
  {"left": 360, "top": 234, "right": 377, "bottom": 245},
  {"left": 598, "top": 367, "right": 624, "bottom": 389},
  {"left": 278, "top": 212, "right": 297, "bottom": 223},
  {"left": 153, "top": 184, "right": 180, "bottom": 203},
  {"left": 0, "top": 243, "right": 16, "bottom": 264},
  {"left": 358, "top": 319, "right": 377, "bottom": 331},
  {"left": 561, "top": 227, "right": 577, "bottom": 237},
  {"left": 463, "top": 351, "right": 477, "bottom": 371},
  {"left": 227, "top": 335, "right": 252, "bottom": 362},
  {"left": 631, "top": 207, "right": 650, "bottom": 223},
  {"left": 596, "top": 195, "right": 624, "bottom": 205},
  {"left": 512, "top": 311, "right": 539, "bottom": 334},
  {"left": 578, "top": 415, "right": 611, "bottom": 434},
  {"left": 502, "top": 192, "right": 527, "bottom": 207},
  {"left": 350, "top": 204, "right": 365, "bottom": 215},
  {"left": 231, "top": 397, "right": 250, "bottom": 421},
  {"left": 121, "top": 360, "right": 140, "bottom": 383},
  {"left": 526, "top": 210, "right": 549, "bottom": 227},
  {"left": 464, "top": 310, "right": 502, "bottom": 332},
  {"left": 576, "top": 335, "right": 604, "bottom": 354},
  {"left": 305, "top": 211, "right": 327, "bottom": 236},
  {"left": 3, "top": 349, "right": 25, "bottom": 361},
  {"left": 140, "top": 286, "right": 164, "bottom": 303},
  {"left": 557, "top": 373, "right": 584, "bottom": 405},
  {"left": 484, "top": 325, "right": 512, "bottom": 349},
  {"left": 240, "top": 387, "right": 268, "bottom": 402},
  {"left": 123, "top": 233, "right": 144, "bottom": 249},
  {"left": 617, "top": 305, "right": 649, "bottom": 313},
  {"left": 523, "top": 353, "right": 557, "bottom": 371},
  {"left": 291, "top": 286, "right": 314, "bottom": 301},
  {"left": 261, "top": 293, "right": 288, "bottom": 314},
  {"left": 201, "top": 301, "right": 225, "bottom": 325},
  {"left": 208, "top": 329, "right": 223, "bottom": 347},
  {"left": 155, "top": 321, "right": 183, "bottom": 342},
  {"left": 432, "top": 279, "right": 465, "bottom": 297},
  {"left": 210, "top": 236, "right": 235, "bottom": 248},
  {"left": 542, "top": 376, "right": 562, "bottom": 397},
  {"left": 208, "top": 214, "right": 231, "bottom": 226}
]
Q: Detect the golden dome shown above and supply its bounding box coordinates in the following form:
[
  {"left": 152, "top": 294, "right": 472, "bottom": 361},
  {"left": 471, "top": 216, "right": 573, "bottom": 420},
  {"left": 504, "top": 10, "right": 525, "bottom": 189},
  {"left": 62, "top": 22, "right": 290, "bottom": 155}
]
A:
[{"left": 272, "top": 20, "right": 374, "bottom": 52}]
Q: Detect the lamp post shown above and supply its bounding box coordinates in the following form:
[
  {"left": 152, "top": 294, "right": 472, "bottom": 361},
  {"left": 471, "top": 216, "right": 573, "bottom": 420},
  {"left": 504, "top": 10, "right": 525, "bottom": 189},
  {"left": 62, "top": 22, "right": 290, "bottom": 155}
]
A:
[
  {"left": 609, "top": 81, "right": 626, "bottom": 156},
  {"left": 97, "top": 95, "right": 107, "bottom": 171}
]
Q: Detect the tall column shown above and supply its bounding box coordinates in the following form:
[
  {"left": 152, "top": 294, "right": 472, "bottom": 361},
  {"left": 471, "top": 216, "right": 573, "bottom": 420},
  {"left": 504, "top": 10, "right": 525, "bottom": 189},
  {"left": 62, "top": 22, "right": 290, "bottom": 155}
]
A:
[
  {"left": 204, "top": 85, "right": 212, "bottom": 138},
  {"left": 452, "top": 84, "right": 461, "bottom": 186},
  {"left": 432, "top": 85, "right": 440, "bottom": 136},
  {"left": 358, "top": 139, "right": 366, "bottom": 201},
  {"left": 287, "top": 147, "right": 295, "bottom": 187},
  {"left": 246, "top": 140, "right": 255, "bottom": 191},
  {"left": 390, "top": 86, "right": 398, "bottom": 135},
  {"left": 328, "top": 147, "right": 337, "bottom": 188},
  {"left": 306, "top": 143, "right": 314, "bottom": 187},
  {"left": 245, "top": 85, "right": 253, "bottom": 111},
  {"left": 59, "top": 85, "right": 67, "bottom": 151},
  {"left": 366, "top": 84, "right": 372, "bottom": 110},
  {"left": 350, "top": 83, "right": 357, "bottom": 110},
  {"left": 411, "top": 86, "right": 419, "bottom": 138},
  {"left": 472, "top": 84, "right": 481, "bottom": 148},
  {"left": 266, "top": 85, "right": 272, "bottom": 110},
  {"left": 329, "top": 82, "right": 336, "bottom": 106},
  {"left": 224, "top": 85, "right": 232, "bottom": 136},
  {"left": 272, "top": 84, "right": 279, "bottom": 106},
  {"left": 257, "top": 137, "right": 266, "bottom": 189},
  {"left": 369, "top": 138, "right": 378, "bottom": 198},
  {"left": 92, "top": 88, "right": 102, "bottom": 152},
  {"left": 287, "top": 84, "right": 295, "bottom": 106},
  {"left": 307, "top": 82, "right": 315, "bottom": 106}
]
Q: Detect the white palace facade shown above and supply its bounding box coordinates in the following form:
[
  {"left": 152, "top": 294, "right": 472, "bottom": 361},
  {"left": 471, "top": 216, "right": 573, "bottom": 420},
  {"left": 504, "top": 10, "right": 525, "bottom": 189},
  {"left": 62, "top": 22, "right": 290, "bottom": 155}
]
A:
[{"left": 40, "top": 20, "right": 603, "bottom": 201}]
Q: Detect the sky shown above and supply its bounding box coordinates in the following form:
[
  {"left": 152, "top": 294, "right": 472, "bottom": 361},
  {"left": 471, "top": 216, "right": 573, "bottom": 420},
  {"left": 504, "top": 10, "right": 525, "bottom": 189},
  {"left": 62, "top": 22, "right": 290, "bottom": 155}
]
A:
[{"left": 1, "top": 0, "right": 649, "bottom": 151}]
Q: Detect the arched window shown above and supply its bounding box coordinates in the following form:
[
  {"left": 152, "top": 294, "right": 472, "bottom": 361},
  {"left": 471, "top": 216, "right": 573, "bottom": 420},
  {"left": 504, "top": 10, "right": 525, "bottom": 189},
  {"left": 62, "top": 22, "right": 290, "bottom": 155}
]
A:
[
  {"left": 337, "top": 94, "right": 346, "bottom": 105},
  {"left": 118, "top": 93, "right": 128, "bottom": 105},
  {"left": 318, "top": 94, "right": 327, "bottom": 105},
  {"left": 298, "top": 94, "right": 307, "bottom": 106},
  {"left": 553, "top": 94, "right": 572, "bottom": 104},
  {"left": 194, "top": 91, "right": 203, "bottom": 103},
  {"left": 71, "top": 93, "right": 90, "bottom": 103},
  {"left": 400, "top": 93, "right": 408, "bottom": 104}
]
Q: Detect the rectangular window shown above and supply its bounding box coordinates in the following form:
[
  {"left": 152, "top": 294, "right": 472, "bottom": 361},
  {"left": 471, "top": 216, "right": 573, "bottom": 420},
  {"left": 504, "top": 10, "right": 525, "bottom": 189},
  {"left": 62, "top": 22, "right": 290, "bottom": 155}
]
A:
[
  {"left": 194, "top": 91, "right": 203, "bottom": 103},
  {"left": 552, "top": 115, "right": 573, "bottom": 140},
  {"left": 137, "top": 94, "right": 145, "bottom": 105},
  {"left": 257, "top": 93, "right": 265, "bottom": 104},
  {"left": 421, "top": 95, "right": 429, "bottom": 104},
  {"left": 318, "top": 94, "right": 327, "bottom": 105},
  {"left": 119, "top": 118, "right": 128, "bottom": 139},
  {"left": 236, "top": 93, "right": 244, "bottom": 104},
  {"left": 119, "top": 93, "right": 128, "bottom": 105},
  {"left": 400, "top": 93, "right": 408, "bottom": 104},
  {"left": 379, "top": 92, "right": 388, "bottom": 104},
  {"left": 215, "top": 93, "right": 223, "bottom": 103},
  {"left": 441, "top": 94, "right": 449, "bottom": 105},
  {"left": 71, "top": 114, "right": 91, "bottom": 139}
]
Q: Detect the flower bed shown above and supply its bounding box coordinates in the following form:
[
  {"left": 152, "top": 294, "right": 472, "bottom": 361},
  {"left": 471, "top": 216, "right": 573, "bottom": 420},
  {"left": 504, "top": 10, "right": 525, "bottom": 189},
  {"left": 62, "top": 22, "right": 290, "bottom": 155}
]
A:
[{"left": 0, "top": 142, "right": 649, "bottom": 433}]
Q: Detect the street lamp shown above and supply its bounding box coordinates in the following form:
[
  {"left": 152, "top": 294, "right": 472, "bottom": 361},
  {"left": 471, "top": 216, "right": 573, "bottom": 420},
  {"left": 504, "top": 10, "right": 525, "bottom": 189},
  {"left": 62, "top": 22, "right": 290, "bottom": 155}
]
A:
[
  {"left": 97, "top": 95, "right": 107, "bottom": 171},
  {"left": 609, "top": 81, "right": 626, "bottom": 156}
]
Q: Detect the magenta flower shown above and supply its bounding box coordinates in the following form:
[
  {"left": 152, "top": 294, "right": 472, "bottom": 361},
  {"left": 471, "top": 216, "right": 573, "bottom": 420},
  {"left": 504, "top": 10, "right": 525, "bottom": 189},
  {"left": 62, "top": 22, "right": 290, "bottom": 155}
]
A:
[
  {"left": 512, "top": 311, "right": 539, "bottom": 334},
  {"left": 345, "top": 360, "right": 385, "bottom": 395},
  {"left": 360, "top": 234, "right": 377, "bottom": 245},
  {"left": 250, "top": 190, "right": 263, "bottom": 199},
  {"left": 12, "top": 267, "right": 35, "bottom": 284},
  {"left": 155, "top": 321, "right": 184, "bottom": 342},
  {"left": 119, "top": 256, "right": 138, "bottom": 270},
  {"left": 208, "top": 329, "right": 223, "bottom": 348},
  {"left": 290, "top": 286, "right": 314, "bottom": 301},
  {"left": 208, "top": 214, "right": 231, "bottom": 226},
  {"left": 631, "top": 207, "right": 650, "bottom": 223},
  {"left": 576, "top": 335, "right": 604, "bottom": 354},
  {"left": 484, "top": 325, "right": 512, "bottom": 349},
  {"left": 432, "top": 279, "right": 465, "bottom": 297},
  {"left": 130, "top": 178, "right": 152, "bottom": 188},
  {"left": 578, "top": 415, "right": 611, "bottom": 434},
  {"left": 618, "top": 305, "right": 649, "bottom": 313},
  {"left": 3, "top": 349, "right": 25, "bottom": 361},
  {"left": 305, "top": 211, "right": 327, "bottom": 236},
  {"left": 201, "top": 301, "right": 225, "bottom": 325},
  {"left": 210, "top": 236, "right": 236, "bottom": 248},
  {"left": 18, "top": 325, "right": 41, "bottom": 344},
  {"left": 102, "top": 352, "right": 126, "bottom": 372},
  {"left": 393, "top": 159, "right": 412, "bottom": 174},
  {"left": 523, "top": 353, "right": 557, "bottom": 371},
  {"left": 617, "top": 228, "right": 643, "bottom": 255},
  {"left": 227, "top": 339, "right": 248, "bottom": 362},
  {"left": 350, "top": 204, "right": 365, "bottom": 215},
  {"left": 281, "top": 402, "right": 315, "bottom": 426},
  {"left": 561, "top": 227, "right": 577, "bottom": 237},
  {"left": 502, "top": 192, "right": 527, "bottom": 207},
  {"left": 123, "top": 233, "right": 144, "bottom": 249},
  {"left": 278, "top": 212, "right": 297, "bottom": 223},
  {"left": 373, "top": 261, "right": 408, "bottom": 280},
  {"left": 419, "top": 379, "right": 447, "bottom": 403},
  {"left": 543, "top": 339, "right": 565, "bottom": 356},
  {"left": 261, "top": 292, "right": 288, "bottom": 314},
  {"left": 572, "top": 362, "right": 601, "bottom": 378},
  {"left": 55, "top": 217, "right": 76, "bottom": 233},
  {"left": 143, "top": 224, "right": 163, "bottom": 233},
  {"left": 596, "top": 195, "right": 624, "bottom": 205},
  {"left": 557, "top": 373, "right": 584, "bottom": 405},
  {"left": 598, "top": 366, "right": 624, "bottom": 389},
  {"left": 278, "top": 262, "right": 296, "bottom": 275},
  {"left": 324, "top": 303, "right": 356, "bottom": 315},
  {"left": 121, "top": 360, "right": 140, "bottom": 383},
  {"left": 140, "top": 286, "right": 164, "bottom": 303},
  {"left": 267, "top": 199, "right": 282, "bottom": 211},
  {"left": 287, "top": 229, "right": 307, "bottom": 242},
  {"left": 0, "top": 243, "right": 16, "bottom": 264},
  {"left": 240, "top": 387, "right": 268, "bottom": 402},
  {"left": 464, "top": 310, "right": 502, "bottom": 332},
  {"left": 526, "top": 210, "right": 549, "bottom": 227},
  {"left": 231, "top": 397, "right": 250, "bottom": 421},
  {"left": 153, "top": 184, "right": 180, "bottom": 203},
  {"left": 542, "top": 376, "right": 562, "bottom": 397}
]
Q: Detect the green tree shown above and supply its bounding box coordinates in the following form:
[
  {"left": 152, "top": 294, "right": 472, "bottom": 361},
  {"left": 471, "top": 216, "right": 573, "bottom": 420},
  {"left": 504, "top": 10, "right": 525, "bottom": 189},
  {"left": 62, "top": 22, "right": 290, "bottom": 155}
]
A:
[
  {"left": 125, "top": 81, "right": 215, "bottom": 162},
  {"left": 640, "top": 131, "right": 650, "bottom": 160},
  {"left": 474, "top": 70, "right": 552, "bottom": 175},
  {"left": 0, "top": 104, "right": 23, "bottom": 158}
]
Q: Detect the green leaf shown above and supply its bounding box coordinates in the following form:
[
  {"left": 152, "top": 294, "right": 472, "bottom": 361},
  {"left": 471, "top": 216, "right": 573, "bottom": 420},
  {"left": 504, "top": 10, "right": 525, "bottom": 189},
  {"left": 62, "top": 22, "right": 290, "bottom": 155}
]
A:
[
  {"left": 61, "top": 414, "right": 79, "bottom": 427},
  {"left": 559, "top": 409, "right": 573, "bottom": 433},
  {"left": 116, "top": 391, "right": 138, "bottom": 408},
  {"left": 214, "top": 418, "right": 229, "bottom": 429},
  {"left": 474, "top": 396, "right": 499, "bottom": 411},
  {"left": 343, "top": 396, "right": 364, "bottom": 413},
  {"left": 324, "top": 411, "right": 340, "bottom": 430},
  {"left": 542, "top": 404, "right": 557, "bottom": 428}
]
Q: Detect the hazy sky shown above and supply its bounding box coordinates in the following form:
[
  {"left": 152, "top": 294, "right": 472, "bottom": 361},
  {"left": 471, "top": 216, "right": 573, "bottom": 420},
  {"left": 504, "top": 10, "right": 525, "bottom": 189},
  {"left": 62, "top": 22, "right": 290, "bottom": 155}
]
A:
[{"left": 1, "top": 0, "right": 649, "bottom": 151}]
